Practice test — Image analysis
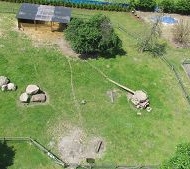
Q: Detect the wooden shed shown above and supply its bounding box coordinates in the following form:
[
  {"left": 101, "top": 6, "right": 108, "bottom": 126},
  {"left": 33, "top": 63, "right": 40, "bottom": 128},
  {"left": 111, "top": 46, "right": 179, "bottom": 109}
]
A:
[{"left": 16, "top": 3, "right": 71, "bottom": 31}]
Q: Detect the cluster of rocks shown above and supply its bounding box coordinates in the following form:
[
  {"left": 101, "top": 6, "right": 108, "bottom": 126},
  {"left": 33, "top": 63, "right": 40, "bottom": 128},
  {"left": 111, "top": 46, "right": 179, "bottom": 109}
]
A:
[
  {"left": 20, "top": 84, "right": 46, "bottom": 103},
  {"left": 128, "top": 90, "right": 151, "bottom": 112},
  {"left": 0, "top": 76, "right": 17, "bottom": 91}
]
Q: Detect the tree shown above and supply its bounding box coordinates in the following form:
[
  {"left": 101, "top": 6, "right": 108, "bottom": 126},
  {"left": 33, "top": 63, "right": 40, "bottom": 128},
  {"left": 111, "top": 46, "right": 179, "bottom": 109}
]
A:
[
  {"left": 65, "top": 14, "right": 122, "bottom": 57},
  {"left": 138, "top": 13, "right": 166, "bottom": 56},
  {"left": 160, "top": 143, "right": 190, "bottom": 169},
  {"left": 175, "top": 0, "right": 190, "bottom": 15},
  {"left": 159, "top": 0, "right": 175, "bottom": 13},
  {"left": 136, "top": 0, "right": 157, "bottom": 11}
]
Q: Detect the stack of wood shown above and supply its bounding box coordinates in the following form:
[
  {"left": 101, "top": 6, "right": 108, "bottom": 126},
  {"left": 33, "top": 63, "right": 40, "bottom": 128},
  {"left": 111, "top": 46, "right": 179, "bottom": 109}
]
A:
[{"left": 130, "top": 90, "right": 149, "bottom": 109}]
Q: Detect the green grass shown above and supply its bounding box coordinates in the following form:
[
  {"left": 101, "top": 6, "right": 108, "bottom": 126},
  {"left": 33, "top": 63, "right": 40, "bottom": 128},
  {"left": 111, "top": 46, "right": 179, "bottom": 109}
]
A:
[{"left": 0, "top": 1, "right": 190, "bottom": 168}]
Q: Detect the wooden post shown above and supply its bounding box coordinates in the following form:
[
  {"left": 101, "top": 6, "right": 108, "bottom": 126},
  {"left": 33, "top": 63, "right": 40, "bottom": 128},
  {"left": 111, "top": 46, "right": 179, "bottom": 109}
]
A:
[
  {"left": 34, "top": 20, "right": 37, "bottom": 30},
  {"left": 51, "top": 21, "right": 53, "bottom": 32},
  {"left": 18, "top": 19, "right": 21, "bottom": 30}
]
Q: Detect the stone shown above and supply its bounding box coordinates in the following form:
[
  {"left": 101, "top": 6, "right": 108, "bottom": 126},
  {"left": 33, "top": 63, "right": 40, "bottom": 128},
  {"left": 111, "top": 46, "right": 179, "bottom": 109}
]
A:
[
  {"left": 1, "top": 84, "right": 7, "bottom": 91},
  {"left": 0, "top": 76, "right": 9, "bottom": 87},
  {"left": 20, "top": 92, "right": 30, "bottom": 103},
  {"left": 81, "top": 100, "right": 86, "bottom": 105},
  {"left": 31, "top": 93, "right": 46, "bottom": 102},
  {"left": 26, "top": 85, "right": 40, "bottom": 95},
  {"left": 132, "top": 90, "right": 148, "bottom": 103},
  {"left": 7, "top": 83, "right": 17, "bottom": 91}
]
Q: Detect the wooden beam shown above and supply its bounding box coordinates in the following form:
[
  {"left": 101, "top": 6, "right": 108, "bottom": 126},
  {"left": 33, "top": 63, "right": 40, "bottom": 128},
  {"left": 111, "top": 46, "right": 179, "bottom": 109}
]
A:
[
  {"left": 51, "top": 21, "right": 53, "bottom": 32},
  {"left": 34, "top": 20, "right": 37, "bottom": 30}
]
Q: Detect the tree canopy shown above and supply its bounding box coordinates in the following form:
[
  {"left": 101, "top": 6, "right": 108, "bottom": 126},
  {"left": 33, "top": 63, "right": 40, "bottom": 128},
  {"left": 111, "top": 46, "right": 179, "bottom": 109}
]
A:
[{"left": 65, "top": 14, "right": 122, "bottom": 57}]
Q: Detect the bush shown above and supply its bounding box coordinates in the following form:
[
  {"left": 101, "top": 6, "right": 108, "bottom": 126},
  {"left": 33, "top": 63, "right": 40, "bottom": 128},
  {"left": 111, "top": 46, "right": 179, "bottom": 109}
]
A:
[
  {"left": 160, "top": 143, "right": 190, "bottom": 169},
  {"left": 159, "top": 0, "right": 175, "bottom": 13},
  {"left": 65, "top": 14, "right": 122, "bottom": 56},
  {"left": 172, "top": 19, "right": 190, "bottom": 47},
  {"left": 175, "top": 0, "right": 190, "bottom": 15},
  {"left": 136, "top": 0, "right": 156, "bottom": 11}
]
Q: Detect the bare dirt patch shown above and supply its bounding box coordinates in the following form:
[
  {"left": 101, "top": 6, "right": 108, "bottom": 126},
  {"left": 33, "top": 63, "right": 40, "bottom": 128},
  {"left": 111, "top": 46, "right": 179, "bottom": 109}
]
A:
[
  {"left": 18, "top": 22, "right": 79, "bottom": 58},
  {"left": 58, "top": 128, "right": 105, "bottom": 164}
]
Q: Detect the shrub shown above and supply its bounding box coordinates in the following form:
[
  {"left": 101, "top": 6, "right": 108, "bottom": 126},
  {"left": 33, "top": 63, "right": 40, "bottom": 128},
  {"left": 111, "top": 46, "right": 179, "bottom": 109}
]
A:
[
  {"left": 172, "top": 19, "right": 190, "bottom": 47},
  {"left": 175, "top": 0, "right": 190, "bottom": 15},
  {"left": 65, "top": 14, "right": 122, "bottom": 56},
  {"left": 136, "top": 0, "right": 156, "bottom": 11},
  {"left": 160, "top": 143, "right": 190, "bottom": 169},
  {"left": 159, "top": 0, "right": 175, "bottom": 13}
]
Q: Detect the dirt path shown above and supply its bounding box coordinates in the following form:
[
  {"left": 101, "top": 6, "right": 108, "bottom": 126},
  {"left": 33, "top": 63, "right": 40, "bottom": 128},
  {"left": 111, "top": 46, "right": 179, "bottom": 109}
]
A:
[{"left": 19, "top": 22, "right": 79, "bottom": 58}]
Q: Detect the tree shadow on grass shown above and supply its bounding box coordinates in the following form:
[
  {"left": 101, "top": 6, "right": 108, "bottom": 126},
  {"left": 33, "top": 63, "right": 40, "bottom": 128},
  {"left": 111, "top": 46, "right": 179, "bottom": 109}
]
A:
[
  {"left": 78, "top": 48, "right": 127, "bottom": 60},
  {"left": 0, "top": 141, "right": 16, "bottom": 169}
]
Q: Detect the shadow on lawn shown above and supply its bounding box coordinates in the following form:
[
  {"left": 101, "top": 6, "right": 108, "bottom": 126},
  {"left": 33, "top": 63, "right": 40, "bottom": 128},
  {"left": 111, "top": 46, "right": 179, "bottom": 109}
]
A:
[
  {"left": 79, "top": 48, "right": 127, "bottom": 60},
  {"left": 0, "top": 141, "right": 16, "bottom": 169}
]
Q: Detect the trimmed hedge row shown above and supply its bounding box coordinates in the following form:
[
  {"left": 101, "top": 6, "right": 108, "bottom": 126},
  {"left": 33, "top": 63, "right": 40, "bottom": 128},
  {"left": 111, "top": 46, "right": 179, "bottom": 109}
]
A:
[
  {"left": 130, "top": 0, "right": 190, "bottom": 15},
  {"left": 159, "top": 0, "right": 190, "bottom": 15},
  {"left": 0, "top": 0, "right": 130, "bottom": 12}
]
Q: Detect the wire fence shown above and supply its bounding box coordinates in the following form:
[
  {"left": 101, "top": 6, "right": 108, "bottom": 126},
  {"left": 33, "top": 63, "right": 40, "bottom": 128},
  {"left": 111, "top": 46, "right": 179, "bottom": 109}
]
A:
[
  {"left": 0, "top": 137, "right": 159, "bottom": 169},
  {"left": 0, "top": 7, "right": 189, "bottom": 169},
  {"left": 114, "top": 22, "right": 190, "bottom": 106},
  {"left": 160, "top": 56, "right": 190, "bottom": 104},
  {"left": 0, "top": 137, "right": 67, "bottom": 168}
]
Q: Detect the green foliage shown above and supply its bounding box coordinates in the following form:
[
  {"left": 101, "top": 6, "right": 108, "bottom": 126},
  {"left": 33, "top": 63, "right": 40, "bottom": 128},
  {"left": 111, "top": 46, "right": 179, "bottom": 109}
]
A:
[
  {"left": 159, "top": 0, "right": 175, "bottom": 13},
  {"left": 2, "top": 2, "right": 190, "bottom": 168},
  {"left": 160, "top": 143, "right": 190, "bottom": 169},
  {"left": 158, "top": 0, "right": 190, "bottom": 15},
  {"left": 175, "top": 0, "right": 190, "bottom": 15},
  {"left": 136, "top": 0, "right": 156, "bottom": 11},
  {"left": 138, "top": 16, "right": 166, "bottom": 57},
  {"left": 172, "top": 19, "right": 190, "bottom": 47},
  {"left": 65, "top": 14, "right": 122, "bottom": 56}
]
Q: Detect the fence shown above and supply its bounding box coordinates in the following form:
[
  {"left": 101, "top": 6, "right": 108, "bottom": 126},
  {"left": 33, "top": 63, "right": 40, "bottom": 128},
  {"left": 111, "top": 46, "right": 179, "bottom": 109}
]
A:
[
  {"left": 160, "top": 56, "right": 190, "bottom": 104},
  {"left": 114, "top": 23, "right": 190, "bottom": 106},
  {"left": 0, "top": 137, "right": 67, "bottom": 168},
  {"left": 0, "top": 137, "right": 159, "bottom": 169}
]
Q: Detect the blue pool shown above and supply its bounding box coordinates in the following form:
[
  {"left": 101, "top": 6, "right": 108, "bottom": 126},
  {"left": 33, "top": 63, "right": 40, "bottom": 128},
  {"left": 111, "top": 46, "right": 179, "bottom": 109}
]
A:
[
  {"left": 160, "top": 16, "right": 178, "bottom": 24},
  {"left": 152, "top": 16, "right": 178, "bottom": 24}
]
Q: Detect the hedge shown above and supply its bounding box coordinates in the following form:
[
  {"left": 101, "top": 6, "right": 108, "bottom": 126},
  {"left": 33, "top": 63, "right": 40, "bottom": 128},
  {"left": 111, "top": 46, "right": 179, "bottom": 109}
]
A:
[{"left": 0, "top": 0, "right": 130, "bottom": 12}]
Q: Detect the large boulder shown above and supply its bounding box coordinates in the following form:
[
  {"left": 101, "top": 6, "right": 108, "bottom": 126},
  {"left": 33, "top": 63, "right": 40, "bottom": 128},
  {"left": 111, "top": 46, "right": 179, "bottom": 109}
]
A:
[
  {"left": 31, "top": 93, "right": 46, "bottom": 102},
  {"left": 7, "top": 83, "right": 17, "bottom": 91},
  {"left": 20, "top": 92, "right": 30, "bottom": 103},
  {"left": 0, "top": 76, "right": 9, "bottom": 87},
  {"left": 26, "top": 85, "right": 39, "bottom": 95}
]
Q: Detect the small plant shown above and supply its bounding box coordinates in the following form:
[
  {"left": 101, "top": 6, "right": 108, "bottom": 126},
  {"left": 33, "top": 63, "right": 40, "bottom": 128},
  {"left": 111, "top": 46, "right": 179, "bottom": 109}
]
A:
[
  {"left": 172, "top": 19, "right": 190, "bottom": 47},
  {"left": 160, "top": 143, "right": 190, "bottom": 169}
]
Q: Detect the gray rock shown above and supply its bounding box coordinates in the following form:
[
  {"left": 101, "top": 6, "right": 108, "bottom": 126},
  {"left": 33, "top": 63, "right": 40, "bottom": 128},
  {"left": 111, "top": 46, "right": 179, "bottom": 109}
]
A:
[
  {"left": 20, "top": 92, "right": 30, "bottom": 103},
  {"left": 7, "top": 83, "right": 17, "bottom": 91},
  {"left": 0, "top": 76, "right": 9, "bottom": 87},
  {"left": 26, "top": 85, "right": 39, "bottom": 95},
  {"left": 1, "top": 84, "right": 7, "bottom": 91},
  {"left": 31, "top": 93, "right": 46, "bottom": 102}
]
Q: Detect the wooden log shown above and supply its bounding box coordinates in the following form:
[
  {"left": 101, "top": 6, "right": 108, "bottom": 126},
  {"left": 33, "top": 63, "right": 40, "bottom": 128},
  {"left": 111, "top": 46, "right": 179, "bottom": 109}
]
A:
[{"left": 96, "top": 140, "right": 103, "bottom": 153}]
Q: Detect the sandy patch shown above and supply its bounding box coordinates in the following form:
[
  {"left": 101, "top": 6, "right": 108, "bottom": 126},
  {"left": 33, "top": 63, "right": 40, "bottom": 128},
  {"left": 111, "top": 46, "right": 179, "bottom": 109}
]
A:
[
  {"left": 58, "top": 128, "right": 105, "bottom": 164},
  {"left": 18, "top": 22, "right": 79, "bottom": 58}
]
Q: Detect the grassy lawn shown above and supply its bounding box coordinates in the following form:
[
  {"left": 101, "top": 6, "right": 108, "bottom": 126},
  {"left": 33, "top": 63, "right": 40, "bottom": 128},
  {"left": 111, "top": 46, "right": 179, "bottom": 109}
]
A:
[{"left": 0, "top": 1, "right": 190, "bottom": 168}]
